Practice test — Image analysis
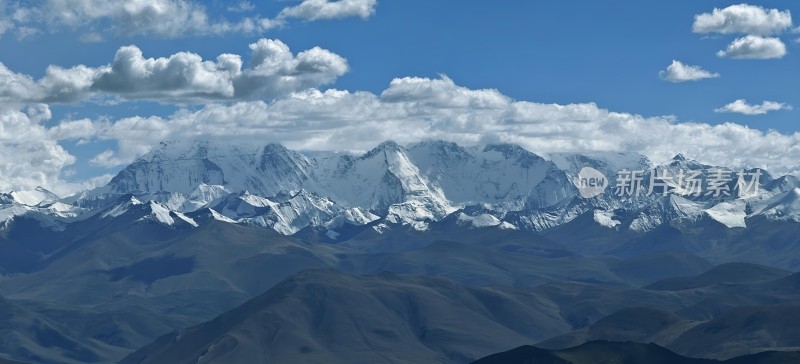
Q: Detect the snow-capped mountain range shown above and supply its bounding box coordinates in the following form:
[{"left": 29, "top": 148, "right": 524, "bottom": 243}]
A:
[{"left": 4, "top": 140, "right": 800, "bottom": 237}]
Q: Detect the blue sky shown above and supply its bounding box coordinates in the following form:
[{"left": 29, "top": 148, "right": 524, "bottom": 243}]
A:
[{"left": 0, "top": 1, "right": 798, "bottom": 194}]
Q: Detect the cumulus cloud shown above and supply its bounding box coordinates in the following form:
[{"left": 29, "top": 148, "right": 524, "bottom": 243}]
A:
[
  {"left": 0, "top": 62, "right": 99, "bottom": 103},
  {"left": 57, "top": 76, "right": 800, "bottom": 178},
  {"left": 658, "top": 60, "right": 720, "bottom": 82},
  {"left": 48, "top": 118, "right": 98, "bottom": 140},
  {"left": 0, "top": 105, "right": 77, "bottom": 195},
  {"left": 4, "top": 77, "right": 800, "bottom": 194},
  {"left": 716, "top": 35, "right": 787, "bottom": 59},
  {"left": 91, "top": 46, "right": 239, "bottom": 100},
  {"left": 0, "top": 0, "right": 276, "bottom": 38},
  {"left": 0, "top": 39, "right": 348, "bottom": 103},
  {"left": 279, "top": 0, "right": 377, "bottom": 21},
  {"left": 232, "top": 39, "right": 349, "bottom": 99},
  {"left": 715, "top": 99, "right": 792, "bottom": 115},
  {"left": 693, "top": 4, "right": 793, "bottom": 36},
  {"left": 0, "top": 105, "right": 133, "bottom": 194},
  {"left": 0, "top": 0, "right": 377, "bottom": 39}
]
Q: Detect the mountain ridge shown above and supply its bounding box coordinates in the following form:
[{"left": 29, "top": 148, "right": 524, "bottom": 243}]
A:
[
  {"left": 3, "top": 140, "right": 799, "bottom": 266},
  {"left": 71, "top": 140, "right": 789, "bottom": 227}
]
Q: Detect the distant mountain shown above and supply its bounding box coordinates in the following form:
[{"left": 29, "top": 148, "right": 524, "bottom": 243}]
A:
[
  {"left": 0, "top": 226, "right": 796, "bottom": 364},
  {"left": 120, "top": 265, "right": 800, "bottom": 364},
  {"left": 7, "top": 187, "right": 60, "bottom": 206},
  {"left": 0, "top": 204, "right": 746, "bottom": 363},
  {"left": 472, "top": 341, "right": 800, "bottom": 364},
  {"left": 3, "top": 140, "right": 800, "bottom": 363},
  {"left": 538, "top": 263, "right": 800, "bottom": 360},
  {"left": 119, "top": 269, "right": 570, "bottom": 364},
  {"left": 35, "top": 140, "right": 795, "bottom": 263},
  {"left": 537, "top": 307, "right": 688, "bottom": 350},
  {"left": 3, "top": 140, "right": 798, "bottom": 271},
  {"left": 0, "top": 185, "right": 84, "bottom": 233},
  {"left": 54, "top": 140, "right": 659, "bottom": 232},
  {"left": 671, "top": 304, "right": 800, "bottom": 360},
  {"left": 645, "top": 262, "right": 792, "bottom": 290},
  {"left": 0, "top": 294, "right": 125, "bottom": 364}
]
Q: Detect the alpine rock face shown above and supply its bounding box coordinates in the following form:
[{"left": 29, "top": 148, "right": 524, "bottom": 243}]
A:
[{"left": 9, "top": 140, "right": 800, "bottom": 240}]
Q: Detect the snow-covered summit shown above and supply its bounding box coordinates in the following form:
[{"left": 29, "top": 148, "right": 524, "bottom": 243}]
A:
[
  {"left": 8, "top": 187, "right": 60, "bottom": 206},
  {"left": 55, "top": 140, "right": 800, "bottom": 235}
]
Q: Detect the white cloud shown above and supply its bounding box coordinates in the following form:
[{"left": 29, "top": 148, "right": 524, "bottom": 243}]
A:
[
  {"left": 3, "top": 77, "right": 800, "bottom": 194},
  {"left": 66, "top": 77, "right": 800, "bottom": 178},
  {"left": 715, "top": 99, "right": 792, "bottom": 115},
  {"left": 380, "top": 75, "right": 510, "bottom": 108},
  {"left": 0, "top": 19, "right": 12, "bottom": 37},
  {"left": 24, "top": 103, "right": 52, "bottom": 123},
  {"left": 91, "top": 45, "right": 238, "bottom": 100},
  {"left": 232, "top": 39, "right": 349, "bottom": 99},
  {"left": 658, "top": 60, "right": 720, "bottom": 83},
  {"left": 0, "top": 39, "right": 349, "bottom": 103},
  {"left": 0, "top": 0, "right": 377, "bottom": 40},
  {"left": 0, "top": 105, "right": 78, "bottom": 195},
  {"left": 15, "top": 0, "right": 272, "bottom": 38},
  {"left": 0, "top": 62, "right": 100, "bottom": 103},
  {"left": 693, "top": 4, "right": 793, "bottom": 35},
  {"left": 0, "top": 1, "right": 15, "bottom": 36},
  {"left": 279, "top": 0, "right": 377, "bottom": 21},
  {"left": 716, "top": 35, "right": 787, "bottom": 59},
  {"left": 48, "top": 118, "right": 98, "bottom": 140},
  {"left": 90, "top": 150, "right": 125, "bottom": 168},
  {"left": 78, "top": 32, "right": 104, "bottom": 43},
  {"left": 3, "top": 78, "right": 798, "bottom": 194},
  {"left": 227, "top": 1, "right": 255, "bottom": 13}
]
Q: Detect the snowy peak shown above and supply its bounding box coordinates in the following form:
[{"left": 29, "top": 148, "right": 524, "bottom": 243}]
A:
[
  {"left": 765, "top": 175, "right": 800, "bottom": 193},
  {"left": 318, "top": 140, "right": 454, "bottom": 226},
  {"left": 705, "top": 201, "right": 747, "bottom": 228},
  {"left": 144, "top": 140, "right": 255, "bottom": 161},
  {"left": 69, "top": 140, "right": 800, "bottom": 236},
  {"left": 548, "top": 151, "right": 651, "bottom": 181},
  {"left": 629, "top": 194, "right": 705, "bottom": 232},
  {"left": 360, "top": 140, "right": 404, "bottom": 159},
  {"left": 105, "top": 140, "right": 327, "bottom": 200},
  {"left": 186, "top": 183, "right": 229, "bottom": 208},
  {"left": 107, "top": 140, "right": 262, "bottom": 195},
  {"left": 661, "top": 155, "right": 712, "bottom": 173},
  {"left": 96, "top": 195, "right": 197, "bottom": 228},
  {"left": 9, "top": 186, "right": 60, "bottom": 206},
  {"left": 186, "top": 208, "right": 238, "bottom": 225},
  {"left": 483, "top": 143, "right": 546, "bottom": 168},
  {"left": 144, "top": 201, "right": 198, "bottom": 227},
  {"left": 406, "top": 141, "right": 579, "bottom": 211},
  {"left": 254, "top": 143, "right": 315, "bottom": 195},
  {"left": 99, "top": 195, "right": 144, "bottom": 219},
  {"left": 141, "top": 184, "right": 231, "bottom": 213},
  {"left": 108, "top": 152, "right": 226, "bottom": 195},
  {"left": 211, "top": 189, "right": 342, "bottom": 235},
  {"left": 213, "top": 192, "right": 274, "bottom": 218},
  {"left": 325, "top": 207, "right": 379, "bottom": 229},
  {"left": 408, "top": 140, "right": 473, "bottom": 161},
  {"left": 758, "top": 188, "right": 800, "bottom": 222}
]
